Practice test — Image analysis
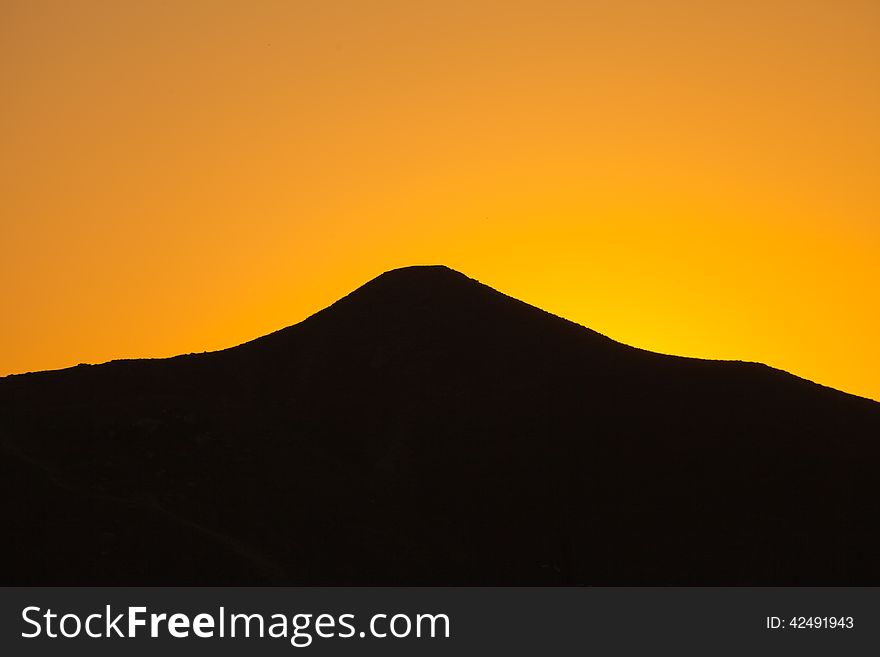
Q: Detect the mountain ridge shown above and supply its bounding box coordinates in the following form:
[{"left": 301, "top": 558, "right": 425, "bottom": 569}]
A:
[{"left": 6, "top": 265, "right": 871, "bottom": 409}]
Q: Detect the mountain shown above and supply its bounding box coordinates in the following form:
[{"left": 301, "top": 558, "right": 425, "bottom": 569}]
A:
[{"left": 1, "top": 265, "right": 878, "bottom": 585}]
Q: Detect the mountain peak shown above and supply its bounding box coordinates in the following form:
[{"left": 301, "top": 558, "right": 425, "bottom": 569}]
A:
[
  {"left": 367, "top": 264, "right": 473, "bottom": 287},
  {"left": 336, "top": 264, "right": 486, "bottom": 308}
]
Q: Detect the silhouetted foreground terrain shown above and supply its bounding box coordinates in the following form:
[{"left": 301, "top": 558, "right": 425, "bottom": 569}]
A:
[{"left": 1, "top": 266, "right": 879, "bottom": 585}]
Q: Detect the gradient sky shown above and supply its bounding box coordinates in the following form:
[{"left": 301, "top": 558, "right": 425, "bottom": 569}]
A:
[{"left": 2, "top": 1, "right": 878, "bottom": 401}]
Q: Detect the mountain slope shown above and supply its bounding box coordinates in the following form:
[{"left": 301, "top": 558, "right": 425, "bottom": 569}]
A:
[{"left": 1, "top": 265, "right": 878, "bottom": 584}]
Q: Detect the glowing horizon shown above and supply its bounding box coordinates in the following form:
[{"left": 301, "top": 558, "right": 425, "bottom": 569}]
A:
[{"left": 2, "top": 1, "right": 878, "bottom": 401}]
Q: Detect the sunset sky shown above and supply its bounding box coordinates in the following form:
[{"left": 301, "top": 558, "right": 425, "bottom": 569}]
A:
[{"left": 2, "top": 1, "right": 878, "bottom": 401}]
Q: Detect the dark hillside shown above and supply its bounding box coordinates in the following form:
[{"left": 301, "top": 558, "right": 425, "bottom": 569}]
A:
[{"left": 1, "top": 265, "right": 878, "bottom": 584}]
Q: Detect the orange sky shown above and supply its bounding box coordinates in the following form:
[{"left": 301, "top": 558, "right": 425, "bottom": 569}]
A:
[{"left": 2, "top": 1, "right": 878, "bottom": 401}]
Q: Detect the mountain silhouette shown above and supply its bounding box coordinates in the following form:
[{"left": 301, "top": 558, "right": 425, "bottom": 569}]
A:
[{"left": 1, "top": 265, "right": 878, "bottom": 585}]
